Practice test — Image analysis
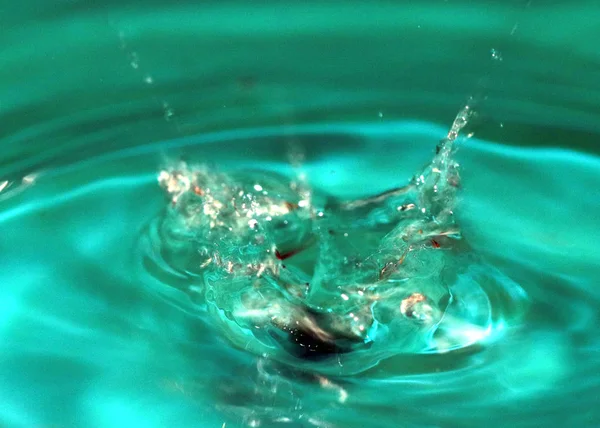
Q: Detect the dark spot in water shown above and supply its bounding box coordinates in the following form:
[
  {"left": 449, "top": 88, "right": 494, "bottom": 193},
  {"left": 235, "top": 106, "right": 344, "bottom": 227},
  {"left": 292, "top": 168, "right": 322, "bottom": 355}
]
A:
[
  {"left": 270, "top": 308, "right": 371, "bottom": 360},
  {"left": 275, "top": 248, "right": 301, "bottom": 260},
  {"left": 237, "top": 75, "right": 256, "bottom": 90}
]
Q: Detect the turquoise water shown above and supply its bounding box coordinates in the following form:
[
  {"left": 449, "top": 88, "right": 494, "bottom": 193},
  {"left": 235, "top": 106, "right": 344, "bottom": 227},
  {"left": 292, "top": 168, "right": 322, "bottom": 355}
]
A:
[{"left": 2, "top": 1, "right": 600, "bottom": 427}]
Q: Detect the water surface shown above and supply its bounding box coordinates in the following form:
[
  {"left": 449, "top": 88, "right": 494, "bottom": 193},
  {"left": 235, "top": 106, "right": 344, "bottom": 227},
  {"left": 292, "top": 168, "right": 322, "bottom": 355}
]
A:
[{"left": 1, "top": 1, "right": 600, "bottom": 427}]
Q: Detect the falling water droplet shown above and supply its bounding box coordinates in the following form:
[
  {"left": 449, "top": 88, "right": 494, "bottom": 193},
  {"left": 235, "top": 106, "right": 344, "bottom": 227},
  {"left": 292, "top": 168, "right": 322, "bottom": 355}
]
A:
[
  {"left": 163, "top": 102, "right": 174, "bottom": 121},
  {"left": 130, "top": 52, "right": 139, "bottom": 69},
  {"left": 378, "top": 111, "right": 384, "bottom": 118},
  {"left": 144, "top": 75, "right": 154, "bottom": 85},
  {"left": 491, "top": 48, "right": 503, "bottom": 61}
]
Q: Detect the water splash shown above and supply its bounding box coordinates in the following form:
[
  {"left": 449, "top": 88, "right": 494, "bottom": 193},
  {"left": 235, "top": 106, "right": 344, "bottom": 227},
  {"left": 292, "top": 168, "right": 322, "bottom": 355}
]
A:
[{"left": 149, "top": 101, "right": 525, "bottom": 374}]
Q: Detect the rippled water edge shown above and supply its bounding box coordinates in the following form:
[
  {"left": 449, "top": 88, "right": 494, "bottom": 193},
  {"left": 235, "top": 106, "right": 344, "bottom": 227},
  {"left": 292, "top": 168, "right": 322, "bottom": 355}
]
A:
[{"left": 1, "top": 121, "right": 599, "bottom": 427}]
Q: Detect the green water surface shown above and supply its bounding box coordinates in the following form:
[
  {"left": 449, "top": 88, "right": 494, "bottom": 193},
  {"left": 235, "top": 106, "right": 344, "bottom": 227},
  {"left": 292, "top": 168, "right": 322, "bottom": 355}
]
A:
[{"left": 1, "top": 1, "right": 599, "bottom": 427}]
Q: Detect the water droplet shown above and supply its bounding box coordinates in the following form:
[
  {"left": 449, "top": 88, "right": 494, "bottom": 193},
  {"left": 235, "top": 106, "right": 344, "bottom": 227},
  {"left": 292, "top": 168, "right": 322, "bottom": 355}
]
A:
[
  {"left": 491, "top": 48, "right": 503, "bottom": 61},
  {"left": 378, "top": 111, "right": 384, "bottom": 118},
  {"left": 144, "top": 75, "right": 153, "bottom": 84},
  {"left": 163, "top": 103, "right": 174, "bottom": 121},
  {"left": 130, "top": 52, "right": 139, "bottom": 69}
]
